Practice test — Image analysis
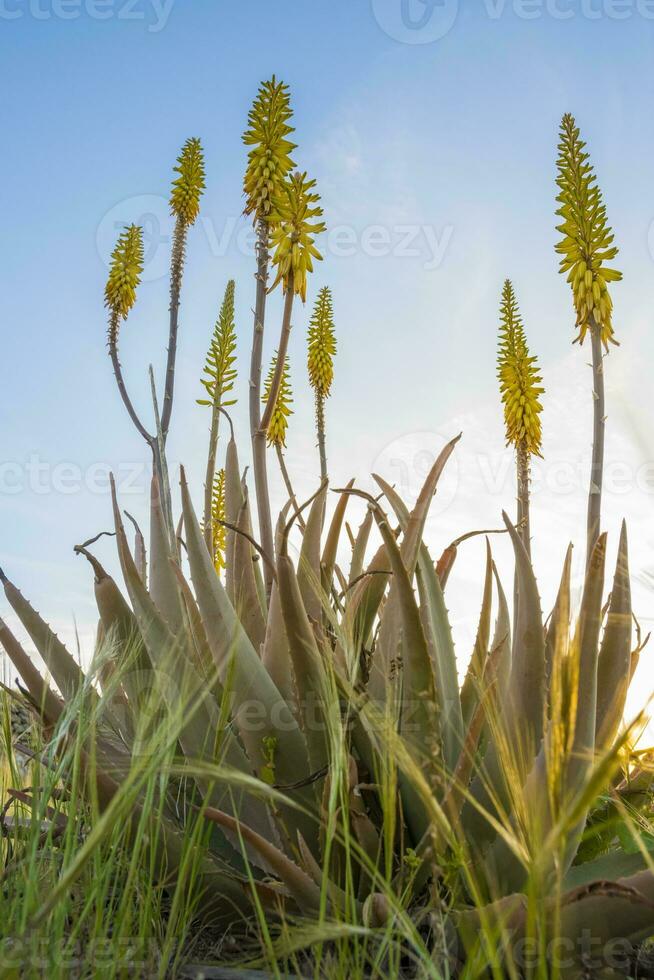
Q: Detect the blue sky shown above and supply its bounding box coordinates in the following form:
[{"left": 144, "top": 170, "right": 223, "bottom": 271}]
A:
[{"left": 2, "top": 0, "right": 654, "bottom": 722}]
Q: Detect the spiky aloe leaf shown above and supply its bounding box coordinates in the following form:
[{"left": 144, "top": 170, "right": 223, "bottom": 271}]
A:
[
  {"left": 178, "top": 470, "right": 316, "bottom": 807},
  {"left": 148, "top": 475, "right": 184, "bottom": 633},
  {"left": 321, "top": 478, "right": 354, "bottom": 599},
  {"left": 0, "top": 618, "right": 63, "bottom": 726},
  {"left": 203, "top": 806, "right": 322, "bottom": 912},
  {"left": 0, "top": 571, "right": 94, "bottom": 705},
  {"left": 370, "top": 435, "right": 460, "bottom": 704},
  {"left": 348, "top": 508, "right": 373, "bottom": 586},
  {"left": 223, "top": 435, "right": 267, "bottom": 643},
  {"left": 297, "top": 482, "right": 327, "bottom": 626},
  {"left": 371, "top": 477, "right": 463, "bottom": 773},
  {"left": 276, "top": 507, "right": 331, "bottom": 775},
  {"left": 595, "top": 521, "right": 632, "bottom": 749},
  {"left": 460, "top": 541, "right": 494, "bottom": 729}
]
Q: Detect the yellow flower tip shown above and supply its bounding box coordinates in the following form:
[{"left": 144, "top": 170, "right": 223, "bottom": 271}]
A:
[
  {"left": 555, "top": 115, "right": 621, "bottom": 350},
  {"left": 243, "top": 76, "right": 297, "bottom": 221},
  {"left": 211, "top": 469, "right": 226, "bottom": 573},
  {"left": 268, "top": 171, "right": 326, "bottom": 300},
  {"left": 262, "top": 352, "right": 293, "bottom": 448},
  {"left": 170, "top": 137, "right": 205, "bottom": 226},
  {"left": 497, "top": 280, "right": 544, "bottom": 458},
  {"left": 105, "top": 224, "right": 144, "bottom": 337},
  {"left": 308, "top": 285, "right": 336, "bottom": 398}
]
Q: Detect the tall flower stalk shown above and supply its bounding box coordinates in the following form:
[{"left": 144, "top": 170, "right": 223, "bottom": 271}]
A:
[
  {"left": 242, "top": 77, "right": 296, "bottom": 584},
  {"left": 162, "top": 137, "right": 205, "bottom": 441},
  {"left": 555, "top": 114, "right": 622, "bottom": 566},
  {"left": 198, "top": 280, "right": 237, "bottom": 553},
  {"left": 307, "top": 286, "right": 336, "bottom": 480},
  {"left": 497, "top": 280, "right": 544, "bottom": 557}
]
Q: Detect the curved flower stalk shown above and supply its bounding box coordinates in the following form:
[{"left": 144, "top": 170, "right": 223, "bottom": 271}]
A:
[
  {"left": 162, "top": 137, "right": 205, "bottom": 441},
  {"left": 497, "top": 279, "right": 544, "bottom": 557},
  {"left": 555, "top": 114, "right": 622, "bottom": 565},
  {"left": 243, "top": 77, "right": 296, "bottom": 594},
  {"left": 198, "top": 280, "right": 237, "bottom": 552},
  {"left": 307, "top": 286, "right": 337, "bottom": 481}
]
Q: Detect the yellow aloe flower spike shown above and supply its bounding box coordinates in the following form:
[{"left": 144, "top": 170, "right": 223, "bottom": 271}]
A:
[
  {"left": 307, "top": 286, "right": 337, "bottom": 399},
  {"left": 497, "top": 280, "right": 544, "bottom": 458},
  {"left": 555, "top": 114, "right": 622, "bottom": 349},
  {"left": 210, "top": 468, "right": 226, "bottom": 574},
  {"left": 170, "top": 137, "right": 205, "bottom": 226},
  {"left": 243, "top": 76, "right": 296, "bottom": 221},
  {"left": 105, "top": 224, "right": 144, "bottom": 344},
  {"left": 198, "top": 280, "right": 237, "bottom": 409},
  {"left": 262, "top": 352, "right": 293, "bottom": 448},
  {"left": 267, "top": 171, "right": 326, "bottom": 302}
]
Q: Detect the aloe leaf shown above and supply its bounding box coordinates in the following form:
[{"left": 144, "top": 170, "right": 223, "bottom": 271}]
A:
[
  {"left": 362, "top": 498, "right": 439, "bottom": 844},
  {"left": 179, "top": 466, "right": 318, "bottom": 852},
  {"left": 148, "top": 475, "right": 184, "bottom": 633},
  {"left": 231, "top": 486, "right": 267, "bottom": 652},
  {"left": 372, "top": 476, "right": 462, "bottom": 771},
  {"left": 544, "top": 543, "right": 573, "bottom": 698},
  {"left": 490, "top": 561, "right": 511, "bottom": 697},
  {"left": 349, "top": 508, "right": 373, "bottom": 585},
  {"left": 276, "top": 517, "right": 330, "bottom": 774},
  {"left": 370, "top": 435, "right": 459, "bottom": 704},
  {"left": 558, "top": 869, "right": 654, "bottom": 951},
  {"left": 321, "top": 478, "right": 353, "bottom": 599},
  {"left": 124, "top": 511, "right": 147, "bottom": 585},
  {"left": 298, "top": 481, "right": 327, "bottom": 625},
  {"left": 203, "top": 806, "right": 322, "bottom": 911},
  {"left": 0, "top": 617, "right": 63, "bottom": 725},
  {"left": 0, "top": 570, "right": 93, "bottom": 705},
  {"left": 111, "top": 476, "right": 272, "bottom": 832},
  {"left": 460, "top": 540, "right": 493, "bottom": 729},
  {"left": 503, "top": 510, "right": 546, "bottom": 757},
  {"left": 596, "top": 521, "right": 632, "bottom": 750},
  {"left": 564, "top": 846, "right": 654, "bottom": 890}
]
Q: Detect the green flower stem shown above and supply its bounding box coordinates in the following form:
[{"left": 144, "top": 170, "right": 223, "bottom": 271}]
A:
[
  {"left": 259, "top": 280, "right": 294, "bottom": 435},
  {"left": 316, "top": 390, "right": 327, "bottom": 482},
  {"left": 160, "top": 215, "right": 187, "bottom": 442},
  {"left": 249, "top": 219, "right": 275, "bottom": 594},
  {"left": 587, "top": 318, "right": 605, "bottom": 567}
]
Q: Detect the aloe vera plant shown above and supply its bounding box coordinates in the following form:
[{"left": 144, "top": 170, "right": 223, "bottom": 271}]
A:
[{"left": 0, "top": 92, "right": 650, "bottom": 978}]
